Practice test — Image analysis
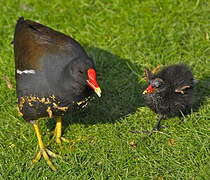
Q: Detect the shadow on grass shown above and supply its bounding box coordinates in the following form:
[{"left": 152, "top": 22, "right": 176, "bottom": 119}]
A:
[
  {"left": 47, "top": 47, "right": 146, "bottom": 130},
  {"left": 46, "top": 49, "right": 209, "bottom": 132}
]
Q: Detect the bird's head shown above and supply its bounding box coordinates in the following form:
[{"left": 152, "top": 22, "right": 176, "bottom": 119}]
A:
[
  {"left": 143, "top": 67, "right": 167, "bottom": 95},
  {"left": 69, "top": 59, "right": 101, "bottom": 97},
  {"left": 143, "top": 78, "right": 166, "bottom": 94}
]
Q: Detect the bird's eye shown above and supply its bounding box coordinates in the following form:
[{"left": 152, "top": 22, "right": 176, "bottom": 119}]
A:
[
  {"left": 150, "top": 80, "right": 160, "bottom": 88},
  {"left": 79, "top": 70, "right": 83, "bottom": 74},
  {"left": 153, "top": 81, "right": 160, "bottom": 88},
  {"left": 154, "top": 82, "right": 160, "bottom": 88}
]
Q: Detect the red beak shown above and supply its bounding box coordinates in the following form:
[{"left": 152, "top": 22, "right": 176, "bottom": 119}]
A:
[{"left": 86, "top": 68, "right": 101, "bottom": 97}]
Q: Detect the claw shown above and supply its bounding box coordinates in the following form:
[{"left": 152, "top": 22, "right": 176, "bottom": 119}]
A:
[
  {"left": 32, "top": 148, "right": 59, "bottom": 171},
  {"left": 32, "top": 121, "right": 58, "bottom": 171}
]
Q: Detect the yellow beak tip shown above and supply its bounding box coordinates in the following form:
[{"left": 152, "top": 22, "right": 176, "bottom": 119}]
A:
[
  {"left": 95, "top": 87, "right": 102, "bottom": 97},
  {"left": 143, "top": 90, "right": 147, "bottom": 94}
]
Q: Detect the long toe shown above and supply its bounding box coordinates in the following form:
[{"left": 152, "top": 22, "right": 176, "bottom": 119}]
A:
[
  {"left": 131, "top": 126, "right": 167, "bottom": 134},
  {"left": 32, "top": 148, "right": 59, "bottom": 171},
  {"left": 130, "top": 130, "right": 152, "bottom": 134},
  {"left": 55, "top": 136, "right": 73, "bottom": 144},
  {"left": 152, "top": 125, "right": 167, "bottom": 131}
]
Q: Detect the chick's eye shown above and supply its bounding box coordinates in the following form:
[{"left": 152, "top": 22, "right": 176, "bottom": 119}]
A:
[
  {"left": 150, "top": 80, "right": 160, "bottom": 88},
  {"left": 154, "top": 81, "right": 160, "bottom": 88}
]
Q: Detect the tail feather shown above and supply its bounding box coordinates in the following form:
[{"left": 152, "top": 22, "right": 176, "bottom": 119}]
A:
[{"left": 17, "top": 16, "right": 25, "bottom": 24}]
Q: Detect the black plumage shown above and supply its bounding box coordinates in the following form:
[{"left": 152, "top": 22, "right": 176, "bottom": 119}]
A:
[
  {"left": 14, "top": 17, "right": 101, "bottom": 121},
  {"left": 13, "top": 17, "right": 101, "bottom": 170},
  {"left": 143, "top": 64, "right": 195, "bottom": 130}
]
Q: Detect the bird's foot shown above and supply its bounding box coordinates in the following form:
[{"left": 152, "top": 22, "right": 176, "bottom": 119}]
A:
[
  {"left": 152, "top": 125, "right": 167, "bottom": 131},
  {"left": 32, "top": 148, "right": 60, "bottom": 171}
]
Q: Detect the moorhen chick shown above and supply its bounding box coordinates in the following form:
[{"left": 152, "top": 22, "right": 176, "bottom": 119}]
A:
[
  {"left": 13, "top": 17, "right": 101, "bottom": 170},
  {"left": 142, "top": 64, "right": 195, "bottom": 133}
]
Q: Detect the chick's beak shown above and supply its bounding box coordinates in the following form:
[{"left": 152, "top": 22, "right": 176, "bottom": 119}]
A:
[
  {"left": 143, "top": 84, "right": 154, "bottom": 94},
  {"left": 143, "top": 90, "right": 148, "bottom": 94}
]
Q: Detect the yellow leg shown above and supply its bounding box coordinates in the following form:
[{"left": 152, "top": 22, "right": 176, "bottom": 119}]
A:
[
  {"left": 32, "top": 121, "right": 57, "bottom": 171},
  {"left": 54, "top": 117, "right": 70, "bottom": 144},
  {"left": 54, "top": 117, "right": 62, "bottom": 144}
]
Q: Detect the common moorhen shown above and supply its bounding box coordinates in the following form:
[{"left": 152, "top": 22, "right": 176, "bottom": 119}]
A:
[{"left": 14, "top": 17, "right": 101, "bottom": 170}]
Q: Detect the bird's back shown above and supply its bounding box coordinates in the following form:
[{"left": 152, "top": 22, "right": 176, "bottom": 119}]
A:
[
  {"left": 14, "top": 17, "right": 87, "bottom": 71},
  {"left": 156, "top": 64, "right": 194, "bottom": 91}
]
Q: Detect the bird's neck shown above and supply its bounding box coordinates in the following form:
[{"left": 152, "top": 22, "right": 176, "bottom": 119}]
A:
[{"left": 149, "top": 89, "right": 169, "bottom": 110}]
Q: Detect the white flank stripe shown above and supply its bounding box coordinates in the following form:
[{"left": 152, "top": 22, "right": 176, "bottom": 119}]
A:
[{"left": 17, "top": 69, "right": 36, "bottom": 74}]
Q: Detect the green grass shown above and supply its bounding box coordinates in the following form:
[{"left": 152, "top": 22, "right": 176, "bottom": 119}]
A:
[{"left": 0, "top": 0, "right": 210, "bottom": 179}]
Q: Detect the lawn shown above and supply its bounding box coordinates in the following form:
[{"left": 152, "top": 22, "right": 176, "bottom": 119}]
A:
[{"left": 0, "top": 0, "right": 209, "bottom": 179}]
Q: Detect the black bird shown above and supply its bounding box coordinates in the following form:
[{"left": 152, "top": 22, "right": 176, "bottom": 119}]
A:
[
  {"left": 13, "top": 17, "right": 101, "bottom": 170},
  {"left": 143, "top": 64, "right": 194, "bottom": 132}
]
